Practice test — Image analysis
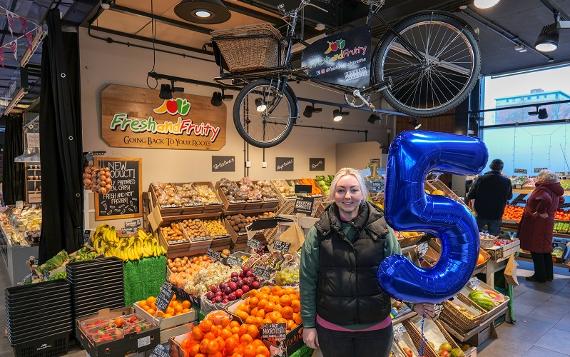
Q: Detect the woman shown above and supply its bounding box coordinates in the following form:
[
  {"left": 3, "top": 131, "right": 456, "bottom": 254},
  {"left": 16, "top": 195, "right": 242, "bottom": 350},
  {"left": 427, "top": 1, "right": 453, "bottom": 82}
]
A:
[
  {"left": 518, "top": 170, "right": 565, "bottom": 283},
  {"left": 300, "top": 168, "right": 436, "bottom": 356}
]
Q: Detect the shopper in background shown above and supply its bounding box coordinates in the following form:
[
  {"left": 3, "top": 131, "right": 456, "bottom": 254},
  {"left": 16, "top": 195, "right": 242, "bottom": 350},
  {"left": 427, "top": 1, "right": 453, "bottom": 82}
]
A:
[
  {"left": 518, "top": 170, "right": 564, "bottom": 282},
  {"left": 466, "top": 159, "right": 513, "bottom": 235},
  {"left": 299, "top": 168, "right": 437, "bottom": 357}
]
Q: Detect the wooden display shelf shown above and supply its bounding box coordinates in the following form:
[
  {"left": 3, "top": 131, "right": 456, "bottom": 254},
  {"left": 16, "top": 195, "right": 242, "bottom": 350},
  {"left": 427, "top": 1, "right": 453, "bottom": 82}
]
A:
[{"left": 440, "top": 304, "right": 508, "bottom": 346}]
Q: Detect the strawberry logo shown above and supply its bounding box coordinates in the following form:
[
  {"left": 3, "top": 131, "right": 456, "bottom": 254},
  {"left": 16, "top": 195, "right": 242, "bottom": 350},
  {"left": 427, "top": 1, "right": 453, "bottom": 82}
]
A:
[{"left": 153, "top": 98, "right": 191, "bottom": 115}]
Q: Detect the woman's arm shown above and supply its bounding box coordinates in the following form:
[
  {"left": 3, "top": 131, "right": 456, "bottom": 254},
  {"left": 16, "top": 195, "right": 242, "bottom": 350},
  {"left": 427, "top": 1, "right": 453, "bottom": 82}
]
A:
[{"left": 300, "top": 226, "right": 320, "bottom": 328}]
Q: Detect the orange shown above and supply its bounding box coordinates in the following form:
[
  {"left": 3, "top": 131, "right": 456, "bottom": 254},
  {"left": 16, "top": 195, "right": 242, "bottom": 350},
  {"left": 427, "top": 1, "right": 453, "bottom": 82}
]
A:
[
  {"left": 188, "top": 344, "right": 200, "bottom": 356},
  {"left": 146, "top": 296, "right": 156, "bottom": 304},
  {"left": 236, "top": 310, "right": 249, "bottom": 321},
  {"left": 271, "top": 286, "right": 284, "bottom": 296},
  {"left": 281, "top": 306, "right": 294, "bottom": 319},
  {"left": 215, "top": 336, "right": 225, "bottom": 351},
  {"left": 257, "top": 299, "right": 268, "bottom": 310},
  {"left": 191, "top": 326, "right": 204, "bottom": 340},
  {"left": 250, "top": 307, "right": 259, "bottom": 317},
  {"left": 230, "top": 320, "right": 240, "bottom": 328},
  {"left": 248, "top": 297, "right": 259, "bottom": 307},
  {"left": 246, "top": 324, "right": 259, "bottom": 338},
  {"left": 256, "top": 309, "right": 266, "bottom": 318},
  {"left": 231, "top": 326, "right": 240, "bottom": 334},
  {"left": 265, "top": 302, "right": 275, "bottom": 312},
  {"left": 269, "top": 311, "right": 282, "bottom": 322},
  {"left": 195, "top": 354, "right": 206, "bottom": 357},
  {"left": 204, "top": 332, "right": 216, "bottom": 341},
  {"left": 254, "top": 316, "right": 264, "bottom": 326},
  {"left": 199, "top": 339, "right": 210, "bottom": 354},
  {"left": 243, "top": 344, "right": 256, "bottom": 357},
  {"left": 262, "top": 317, "right": 272, "bottom": 325},
  {"left": 255, "top": 345, "right": 270, "bottom": 357},
  {"left": 206, "top": 340, "right": 220, "bottom": 355},
  {"left": 277, "top": 317, "right": 287, "bottom": 324},
  {"left": 182, "top": 300, "right": 191, "bottom": 309},
  {"left": 238, "top": 324, "right": 248, "bottom": 336},
  {"left": 260, "top": 286, "right": 271, "bottom": 294},
  {"left": 146, "top": 308, "right": 156, "bottom": 316},
  {"left": 220, "top": 328, "right": 232, "bottom": 340},
  {"left": 199, "top": 319, "right": 213, "bottom": 333},
  {"left": 238, "top": 303, "right": 251, "bottom": 313},
  {"left": 210, "top": 325, "right": 221, "bottom": 337},
  {"left": 269, "top": 296, "right": 280, "bottom": 304},
  {"left": 287, "top": 320, "right": 296, "bottom": 330},
  {"left": 166, "top": 307, "right": 175, "bottom": 316},
  {"left": 138, "top": 301, "right": 148, "bottom": 309},
  {"left": 182, "top": 308, "right": 191, "bottom": 314},
  {"left": 291, "top": 299, "right": 301, "bottom": 313},
  {"left": 225, "top": 336, "right": 239, "bottom": 353},
  {"left": 163, "top": 313, "right": 173, "bottom": 318},
  {"left": 245, "top": 316, "right": 256, "bottom": 325},
  {"left": 240, "top": 333, "right": 254, "bottom": 344},
  {"left": 279, "top": 295, "right": 292, "bottom": 306},
  {"left": 293, "top": 313, "right": 302, "bottom": 324}
]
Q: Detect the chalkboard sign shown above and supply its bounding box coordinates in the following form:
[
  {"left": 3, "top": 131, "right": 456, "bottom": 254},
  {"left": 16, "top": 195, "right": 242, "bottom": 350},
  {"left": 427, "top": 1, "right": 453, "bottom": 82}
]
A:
[
  {"left": 273, "top": 240, "right": 291, "bottom": 253},
  {"left": 253, "top": 266, "right": 272, "bottom": 280},
  {"left": 294, "top": 196, "right": 315, "bottom": 214},
  {"left": 261, "top": 323, "right": 287, "bottom": 357},
  {"left": 226, "top": 255, "right": 242, "bottom": 267},
  {"left": 294, "top": 184, "right": 312, "bottom": 195},
  {"left": 212, "top": 156, "right": 236, "bottom": 172},
  {"left": 150, "top": 344, "right": 169, "bottom": 357},
  {"left": 155, "top": 282, "right": 174, "bottom": 312},
  {"left": 207, "top": 249, "right": 222, "bottom": 262},
  {"left": 95, "top": 157, "right": 142, "bottom": 220},
  {"left": 309, "top": 158, "right": 325, "bottom": 171},
  {"left": 276, "top": 157, "right": 294, "bottom": 171}
]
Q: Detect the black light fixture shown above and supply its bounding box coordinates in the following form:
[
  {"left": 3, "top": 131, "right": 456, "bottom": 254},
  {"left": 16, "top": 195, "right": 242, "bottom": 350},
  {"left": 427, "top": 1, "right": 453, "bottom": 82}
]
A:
[
  {"left": 159, "top": 81, "right": 184, "bottom": 100},
  {"left": 303, "top": 104, "right": 322, "bottom": 118},
  {"left": 159, "top": 83, "right": 172, "bottom": 100},
  {"left": 528, "top": 106, "right": 549, "bottom": 119},
  {"left": 535, "top": 23, "right": 559, "bottom": 52},
  {"left": 255, "top": 98, "right": 267, "bottom": 112},
  {"left": 211, "top": 89, "right": 233, "bottom": 106},
  {"left": 333, "top": 108, "right": 348, "bottom": 122},
  {"left": 367, "top": 113, "right": 380, "bottom": 123},
  {"left": 174, "top": 0, "right": 231, "bottom": 24}
]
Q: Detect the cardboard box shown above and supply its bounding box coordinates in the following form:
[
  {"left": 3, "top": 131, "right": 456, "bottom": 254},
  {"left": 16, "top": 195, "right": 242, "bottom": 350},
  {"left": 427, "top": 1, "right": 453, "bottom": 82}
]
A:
[{"left": 76, "top": 307, "right": 160, "bottom": 357}]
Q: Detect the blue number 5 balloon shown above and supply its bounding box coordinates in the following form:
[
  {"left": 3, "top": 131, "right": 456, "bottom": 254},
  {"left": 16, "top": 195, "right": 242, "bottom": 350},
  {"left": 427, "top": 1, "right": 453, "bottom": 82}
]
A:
[{"left": 378, "top": 131, "right": 488, "bottom": 303}]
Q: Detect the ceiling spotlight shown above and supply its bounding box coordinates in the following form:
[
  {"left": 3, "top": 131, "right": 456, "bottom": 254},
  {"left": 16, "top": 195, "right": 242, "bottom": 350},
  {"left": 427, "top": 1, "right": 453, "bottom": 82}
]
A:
[
  {"left": 159, "top": 84, "right": 172, "bottom": 100},
  {"left": 535, "top": 23, "right": 559, "bottom": 52},
  {"left": 255, "top": 98, "right": 267, "bottom": 112},
  {"left": 514, "top": 44, "right": 527, "bottom": 53},
  {"left": 473, "top": 0, "right": 501, "bottom": 9},
  {"left": 211, "top": 90, "right": 233, "bottom": 106},
  {"left": 367, "top": 113, "right": 380, "bottom": 123},
  {"left": 174, "top": 0, "right": 231, "bottom": 24},
  {"left": 303, "top": 104, "right": 322, "bottom": 118},
  {"left": 333, "top": 108, "right": 348, "bottom": 122}
]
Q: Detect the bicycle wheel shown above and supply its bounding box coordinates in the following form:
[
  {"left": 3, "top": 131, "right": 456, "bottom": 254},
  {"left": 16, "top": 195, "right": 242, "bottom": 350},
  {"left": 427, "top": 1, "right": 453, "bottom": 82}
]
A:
[
  {"left": 374, "top": 12, "right": 480, "bottom": 117},
  {"left": 233, "top": 79, "right": 298, "bottom": 148}
]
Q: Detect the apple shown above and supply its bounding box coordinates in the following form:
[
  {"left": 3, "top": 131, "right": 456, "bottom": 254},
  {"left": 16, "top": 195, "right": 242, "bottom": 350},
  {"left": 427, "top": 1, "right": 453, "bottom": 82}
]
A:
[
  {"left": 246, "top": 270, "right": 254, "bottom": 277},
  {"left": 214, "top": 296, "right": 223, "bottom": 303},
  {"left": 231, "top": 276, "right": 239, "bottom": 283},
  {"left": 252, "top": 281, "right": 260, "bottom": 289},
  {"left": 231, "top": 272, "right": 239, "bottom": 278},
  {"left": 209, "top": 285, "right": 218, "bottom": 293},
  {"left": 235, "top": 289, "right": 244, "bottom": 298},
  {"left": 236, "top": 280, "right": 244, "bottom": 288},
  {"left": 242, "top": 285, "right": 250, "bottom": 293},
  {"left": 223, "top": 287, "right": 232, "bottom": 295},
  {"left": 222, "top": 298, "right": 229, "bottom": 304},
  {"left": 215, "top": 291, "right": 223, "bottom": 297},
  {"left": 228, "top": 282, "right": 237, "bottom": 291},
  {"left": 228, "top": 292, "right": 236, "bottom": 301},
  {"left": 206, "top": 292, "right": 215, "bottom": 300}
]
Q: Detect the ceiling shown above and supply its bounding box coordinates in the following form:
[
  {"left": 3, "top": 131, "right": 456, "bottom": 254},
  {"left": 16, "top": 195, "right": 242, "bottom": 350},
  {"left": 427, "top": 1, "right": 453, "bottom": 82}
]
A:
[{"left": 2, "top": 0, "right": 570, "bottom": 117}]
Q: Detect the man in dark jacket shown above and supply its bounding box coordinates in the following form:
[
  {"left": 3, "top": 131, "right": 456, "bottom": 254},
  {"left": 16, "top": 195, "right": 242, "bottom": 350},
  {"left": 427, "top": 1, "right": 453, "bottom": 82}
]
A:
[{"left": 467, "top": 159, "right": 513, "bottom": 235}]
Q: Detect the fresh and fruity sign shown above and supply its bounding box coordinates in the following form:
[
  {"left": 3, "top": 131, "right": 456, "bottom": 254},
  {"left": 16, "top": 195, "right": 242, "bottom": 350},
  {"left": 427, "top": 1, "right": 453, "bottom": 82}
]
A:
[
  {"left": 324, "top": 39, "right": 346, "bottom": 54},
  {"left": 153, "top": 98, "right": 191, "bottom": 116}
]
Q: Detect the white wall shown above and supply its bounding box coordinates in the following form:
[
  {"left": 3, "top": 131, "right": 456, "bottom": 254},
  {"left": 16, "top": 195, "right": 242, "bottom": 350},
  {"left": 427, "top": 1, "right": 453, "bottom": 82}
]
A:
[{"left": 79, "top": 28, "right": 389, "bottom": 227}]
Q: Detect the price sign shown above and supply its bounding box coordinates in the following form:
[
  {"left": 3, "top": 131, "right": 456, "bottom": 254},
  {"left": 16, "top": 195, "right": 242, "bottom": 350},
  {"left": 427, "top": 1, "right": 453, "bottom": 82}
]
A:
[
  {"left": 261, "top": 323, "right": 287, "bottom": 357},
  {"left": 294, "top": 184, "right": 312, "bottom": 195},
  {"left": 247, "top": 238, "right": 262, "bottom": 250},
  {"left": 534, "top": 167, "right": 548, "bottom": 173},
  {"left": 83, "top": 230, "right": 91, "bottom": 245},
  {"left": 253, "top": 266, "right": 272, "bottom": 281},
  {"left": 207, "top": 249, "right": 222, "bottom": 262},
  {"left": 226, "top": 255, "right": 242, "bottom": 267},
  {"left": 514, "top": 168, "right": 527, "bottom": 174},
  {"left": 149, "top": 344, "right": 169, "bottom": 357},
  {"left": 273, "top": 240, "right": 291, "bottom": 253},
  {"left": 155, "top": 282, "right": 174, "bottom": 312},
  {"left": 293, "top": 196, "right": 314, "bottom": 215}
]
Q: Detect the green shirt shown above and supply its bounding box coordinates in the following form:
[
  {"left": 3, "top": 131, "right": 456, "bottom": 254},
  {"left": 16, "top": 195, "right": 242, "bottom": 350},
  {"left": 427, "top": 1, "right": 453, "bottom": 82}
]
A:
[{"left": 299, "top": 222, "right": 401, "bottom": 329}]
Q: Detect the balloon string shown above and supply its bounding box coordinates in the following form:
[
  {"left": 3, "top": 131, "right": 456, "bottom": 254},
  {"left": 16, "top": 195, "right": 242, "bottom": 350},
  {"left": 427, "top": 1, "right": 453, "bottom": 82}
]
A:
[{"left": 419, "top": 316, "right": 425, "bottom": 357}]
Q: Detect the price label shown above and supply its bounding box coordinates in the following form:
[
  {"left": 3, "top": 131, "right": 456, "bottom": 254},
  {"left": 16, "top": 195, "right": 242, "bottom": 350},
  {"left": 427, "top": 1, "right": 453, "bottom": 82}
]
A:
[
  {"left": 155, "top": 282, "right": 174, "bottom": 312},
  {"left": 226, "top": 255, "right": 242, "bottom": 267},
  {"left": 393, "top": 323, "right": 407, "bottom": 338},
  {"left": 261, "top": 323, "right": 287, "bottom": 357},
  {"left": 207, "top": 249, "right": 222, "bottom": 262},
  {"left": 293, "top": 196, "right": 314, "bottom": 214},
  {"left": 534, "top": 167, "right": 548, "bottom": 173},
  {"left": 149, "top": 344, "right": 169, "bottom": 357},
  {"left": 137, "top": 335, "right": 151, "bottom": 348},
  {"left": 83, "top": 230, "right": 91, "bottom": 245},
  {"left": 253, "top": 266, "right": 272, "bottom": 280},
  {"left": 514, "top": 168, "right": 528, "bottom": 174},
  {"left": 247, "top": 238, "right": 262, "bottom": 250},
  {"left": 273, "top": 240, "right": 291, "bottom": 253}
]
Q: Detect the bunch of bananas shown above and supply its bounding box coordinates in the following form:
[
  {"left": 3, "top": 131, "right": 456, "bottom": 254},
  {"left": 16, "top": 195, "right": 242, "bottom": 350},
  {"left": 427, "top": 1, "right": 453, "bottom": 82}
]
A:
[{"left": 92, "top": 225, "right": 166, "bottom": 261}]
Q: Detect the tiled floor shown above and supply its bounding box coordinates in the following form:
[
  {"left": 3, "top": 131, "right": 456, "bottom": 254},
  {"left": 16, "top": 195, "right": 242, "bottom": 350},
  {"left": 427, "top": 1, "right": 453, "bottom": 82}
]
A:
[{"left": 1, "top": 262, "right": 569, "bottom": 356}]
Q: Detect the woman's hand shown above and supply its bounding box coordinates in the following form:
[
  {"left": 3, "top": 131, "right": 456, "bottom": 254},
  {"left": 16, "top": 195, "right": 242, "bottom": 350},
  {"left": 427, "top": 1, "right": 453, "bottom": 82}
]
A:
[
  {"left": 302, "top": 327, "right": 319, "bottom": 349},
  {"left": 413, "top": 303, "right": 441, "bottom": 318}
]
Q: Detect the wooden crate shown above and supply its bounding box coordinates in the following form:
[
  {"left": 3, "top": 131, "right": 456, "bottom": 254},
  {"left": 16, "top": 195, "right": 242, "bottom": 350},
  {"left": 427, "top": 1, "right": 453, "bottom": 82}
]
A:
[
  {"left": 150, "top": 182, "right": 223, "bottom": 217},
  {"left": 159, "top": 224, "right": 212, "bottom": 258},
  {"left": 484, "top": 239, "right": 520, "bottom": 261},
  {"left": 270, "top": 179, "right": 297, "bottom": 204},
  {"left": 404, "top": 318, "right": 460, "bottom": 357},
  {"left": 216, "top": 181, "right": 279, "bottom": 214},
  {"left": 425, "top": 179, "right": 470, "bottom": 211}
]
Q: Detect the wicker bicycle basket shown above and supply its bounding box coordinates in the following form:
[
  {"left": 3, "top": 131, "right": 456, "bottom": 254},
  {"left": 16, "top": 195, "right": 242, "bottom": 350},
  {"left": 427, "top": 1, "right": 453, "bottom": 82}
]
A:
[{"left": 212, "top": 23, "right": 284, "bottom": 72}]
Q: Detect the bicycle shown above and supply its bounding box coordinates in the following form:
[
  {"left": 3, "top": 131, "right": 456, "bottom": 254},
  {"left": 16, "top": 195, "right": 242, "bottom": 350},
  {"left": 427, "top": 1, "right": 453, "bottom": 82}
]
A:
[{"left": 211, "top": 0, "right": 481, "bottom": 148}]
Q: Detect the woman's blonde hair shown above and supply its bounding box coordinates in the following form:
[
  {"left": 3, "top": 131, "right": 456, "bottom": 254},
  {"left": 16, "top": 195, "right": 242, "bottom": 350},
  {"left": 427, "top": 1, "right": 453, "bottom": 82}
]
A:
[
  {"left": 537, "top": 169, "right": 559, "bottom": 183},
  {"left": 328, "top": 168, "right": 369, "bottom": 201}
]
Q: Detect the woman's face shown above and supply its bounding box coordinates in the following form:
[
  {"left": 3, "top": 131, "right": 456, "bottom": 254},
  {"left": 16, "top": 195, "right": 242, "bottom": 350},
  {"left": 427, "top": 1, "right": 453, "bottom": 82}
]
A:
[{"left": 333, "top": 175, "right": 364, "bottom": 215}]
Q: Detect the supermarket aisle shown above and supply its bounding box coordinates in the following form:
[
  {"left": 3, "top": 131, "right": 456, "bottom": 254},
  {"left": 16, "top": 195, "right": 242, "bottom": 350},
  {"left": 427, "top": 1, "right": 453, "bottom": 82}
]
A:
[{"left": 478, "top": 267, "right": 570, "bottom": 357}]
